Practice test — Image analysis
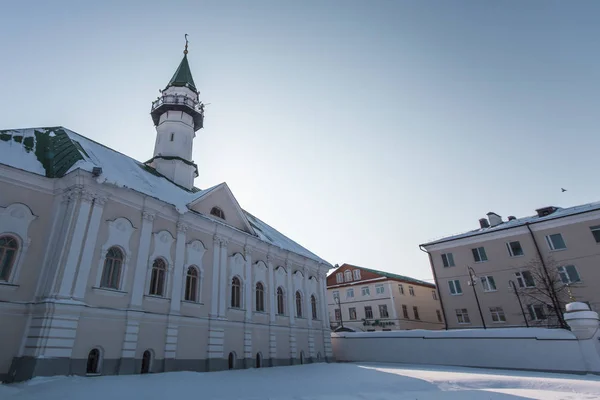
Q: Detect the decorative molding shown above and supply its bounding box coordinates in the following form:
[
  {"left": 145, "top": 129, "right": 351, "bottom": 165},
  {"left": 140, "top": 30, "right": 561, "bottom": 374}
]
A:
[
  {"left": 142, "top": 211, "right": 156, "bottom": 222},
  {"left": 176, "top": 221, "right": 189, "bottom": 233},
  {"left": 95, "top": 195, "right": 109, "bottom": 206},
  {"left": 94, "top": 217, "right": 136, "bottom": 291},
  {"left": 0, "top": 203, "right": 36, "bottom": 284}
]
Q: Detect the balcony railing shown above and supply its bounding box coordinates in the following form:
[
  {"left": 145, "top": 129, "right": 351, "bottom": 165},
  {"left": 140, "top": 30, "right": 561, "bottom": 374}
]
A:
[{"left": 151, "top": 94, "right": 204, "bottom": 115}]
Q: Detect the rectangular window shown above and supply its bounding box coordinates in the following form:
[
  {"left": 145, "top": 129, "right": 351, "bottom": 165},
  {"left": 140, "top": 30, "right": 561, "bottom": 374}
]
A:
[
  {"left": 528, "top": 304, "right": 547, "bottom": 321},
  {"left": 361, "top": 286, "right": 370, "bottom": 296},
  {"left": 557, "top": 265, "right": 581, "bottom": 284},
  {"left": 515, "top": 271, "right": 535, "bottom": 288},
  {"left": 490, "top": 307, "right": 506, "bottom": 322},
  {"left": 436, "top": 310, "right": 443, "bottom": 322},
  {"left": 480, "top": 276, "right": 497, "bottom": 292},
  {"left": 456, "top": 308, "right": 471, "bottom": 324},
  {"left": 353, "top": 269, "right": 361, "bottom": 280},
  {"left": 344, "top": 270, "right": 353, "bottom": 282},
  {"left": 441, "top": 253, "right": 455, "bottom": 267},
  {"left": 471, "top": 247, "right": 488, "bottom": 262},
  {"left": 349, "top": 307, "right": 357, "bottom": 320},
  {"left": 507, "top": 241, "right": 524, "bottom": 257},
  {"left": 336, "top": 273, "right": 343, "bottom": 284},
  {"left": 448, "top": 279, "right": 463, "bottom": 295},
  {"left": 346, "top": 288, "right": 354, "bottom": 299},
  {"left": 432, "top": 290, "right": 438, "bottom": 300},
  {"left": 379, "top": 304, "right": 389, "bottom": 318},
  {"left": 546, "top": 233, "right": 566, "bottom": 250},
  {"left": 334, "top": 309, "right": 341, "bottom": 321},
  {"left": 409, "top": 286, "right": 415, "bottom": 296},
  {"left": 364, "top": 306, "right": 373, "bottom": 319},
  {"left": 332, "top": 290, "right": 339, "bottom": 300},
  {"left": 398, "top": 284, "right": 404, "bottom": 295},
  {"left": 402, "top": 304, "right": 409, "bottom": 319},
  {"left": 413, "top": 306, "right": 420, "bottom": 320},
  {"left": 590, "top": 226, "right": 600, "bottom": 243},
  {"left": 375, "top": 284, "right": 385, "bottom": 294}
]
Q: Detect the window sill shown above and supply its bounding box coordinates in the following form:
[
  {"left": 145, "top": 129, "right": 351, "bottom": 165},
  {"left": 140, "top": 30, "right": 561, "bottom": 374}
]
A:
[
  {"left": 509, "top": 254, "right": 525, "bottom": 258},
  {"left": 86, "top": 373, "right": 102, "bottom": 377},
  {"left": 0, "top": 282, "right": 19, "bottom": 291},
  {"left": 92, "top": 286, "right": 128, "bottom": 297},
  {"left": 457, "top": 323, "right": 471, "bottom": 325},
  {"left": 181, "top": 300, "right": 204, "bottom": 306},
  {"left": 253, "top": 310, "right": 268, "bottom": 315},
  {"left": 492, "top": 321, "right": 506, "bottom": 324},
  {"left": 450, "top": 293, "right": 464, "bottom": 296},
  {"left": 549, "top": 248, "right": 567, "bottom": 252},
  {"left": 144, "top": 295, "right": 170, "bottom": 303},
  {"left": 474, "top": 261, "right": 488, "bottom": 264},
  {"left": 483, "top": 290, "right": 498, "bottom": 293},
  {"left": 228, "top": 307, "right": 246, "bottom": 312}
]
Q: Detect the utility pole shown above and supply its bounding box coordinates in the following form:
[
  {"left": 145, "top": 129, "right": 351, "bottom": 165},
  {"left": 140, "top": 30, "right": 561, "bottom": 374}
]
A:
[{"left": 467, "top": 266, "right": 486, "bottom": 329}]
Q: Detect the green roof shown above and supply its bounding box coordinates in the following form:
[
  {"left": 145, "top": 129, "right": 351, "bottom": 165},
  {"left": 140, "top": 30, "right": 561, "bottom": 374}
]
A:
[
  {"left": 166, "top": 55, "right": 197, "bottom": 92},
  {"left": 338, "top": 263, "right": 435, "bottom": 288}
]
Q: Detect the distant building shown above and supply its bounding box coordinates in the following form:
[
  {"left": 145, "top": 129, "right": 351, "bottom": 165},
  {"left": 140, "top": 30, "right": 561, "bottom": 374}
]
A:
[
  {"left": 420, "top": 203, "right": 600, "bottom": 330},
  {"left": 0, "top": 43, "right": 332, "bottom": 382},
  {"left": 326, "top": 264, "right": 444, "bottom": 332}
]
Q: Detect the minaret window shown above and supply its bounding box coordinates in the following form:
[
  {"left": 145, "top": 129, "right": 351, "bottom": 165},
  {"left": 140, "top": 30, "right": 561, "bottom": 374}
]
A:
[
  {"left": 170, "top": 133, "right": 174, "bottom": 142},
  {"left": 210, "top": 207, "right": 225, "bottom": 220}
]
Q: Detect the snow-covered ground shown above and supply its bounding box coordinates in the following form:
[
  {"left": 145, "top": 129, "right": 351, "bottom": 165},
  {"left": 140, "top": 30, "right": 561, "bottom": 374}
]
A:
[{"left": 2, "top": 362, "right": 600, "bottom": 400}]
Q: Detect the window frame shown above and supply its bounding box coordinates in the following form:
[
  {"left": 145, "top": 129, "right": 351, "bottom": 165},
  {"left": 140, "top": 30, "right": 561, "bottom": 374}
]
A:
[
  {"left": 528, "top": 304, "right": 547, "bottom": 321},
  {"left": 277, "top": 287, "right": 285, "bottom": 315},
  {"left": 441, "top": 252, "right": 455, "bottom": 267},
  {"left": 336, "top": 273, "right": 343, "bottom": 283},
  {"left": 456, "top": 308, "right": 471, "bottom": 324},
  {"left": 557, "top": 265, "right": 581, "bottom": 284},
  {"left": 590, "top": 226, "right": 600, "bottom": 243},
  {"left": 515, "top": 270, "right": 535, "bottom": 288},
  {"left": 344, "top": 270, "right": 352, "bottom": 282},
  {"left": 346, "top": 288, "right": 354, "bottom": 299},
  {"left": 471, "top": 246, "right": 488, "bottom": 263},
  {"left": 398, "top": 284, "right": 404, "bottom": 295},
  {"left": 375, "top": 284, "right": 384, "bottom": 294},
  {"left": 100, "top": 246, "right": 124, "bottom": 290},
  {"left": 353, "top": 269, "right": 361, "bottom": 280},
  {"left": 480, "top": 275, "right": 497, "bottom": 292},
  {"left": 255, "top": 282, "right": 265, "bottom": 312},
  {"left": 506, "top": 241, "right": 524, "bottom": 257},
  {"left": 231, "top": 276, "right": 242, "bottom": 309},
  {"left": 378, "top": 304, "right": 389, "bottom": 318},
  {"left": 361, "top": 286, "right": 370, "bottom": 296},
  {"left": 546, "top": 233, "right": 566, "bottom": 251},
  {"left": 149, "top": 258, "right": 167, "bottom": 297},
  {"left": 311, "top": 295, "right": 318, "bottom": 320},
  {"left": 408, "top": 286, "right": 415, "bottom": 296},
  {"left": 295, "top": 291, "right": 303, "bottom": 318},
  {"left": 432, "top": 290, "right": 438, "bottom": 300},
  {"left": 413, "top": 306, "right": 420, "bottom": 320},
  {"left": 184, "top": 265, "right": 200, "bottom": 302},
  {"left": 0, "top": 235, "right": 20, "bottom": 283},
  {"left": 349, "top": 307, "right": 357, "bottom": 320},
  {"left": 210, "top": 206, "right": 226, "bottom": 220},
  {"left": 402, "top": 304, "right": 409, "bottom": 319},
  {"left": 436, "top": 310, "right": 442, "bottom": 322},
  {"left": 490, "top": 306, "right": 506, "bottom": 323},
  {"left": 448, "top": 279, "right": 463, "bottom": 295},
  {"left": 334, "top": 308, "right": 341, "bottom": 321},
  {"left": 364, "top": 306, "right": 373, "bottom": 319}
]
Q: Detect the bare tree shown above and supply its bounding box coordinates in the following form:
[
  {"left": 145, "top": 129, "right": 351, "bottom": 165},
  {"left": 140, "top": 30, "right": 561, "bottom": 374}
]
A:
[{"left": 513, "top": 256, "right": 575, "bottom": 329}]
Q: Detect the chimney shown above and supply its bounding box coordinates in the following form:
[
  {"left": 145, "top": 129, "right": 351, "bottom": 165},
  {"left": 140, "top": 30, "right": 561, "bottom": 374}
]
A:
[
  {"left": 507, "top": 216, "right": 516, "bottom": 221},
  {"left": 536, "top": 206, "right": 558, "bottom": 218},
  {"left": 479, "top": 218, "right": 490, "bottom": 229},
  {"left": 487, "top": 212, "right": 503, "bottom": 227}
]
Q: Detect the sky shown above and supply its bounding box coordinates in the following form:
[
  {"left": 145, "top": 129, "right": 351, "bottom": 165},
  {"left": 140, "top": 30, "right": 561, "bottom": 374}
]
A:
[{"left": 2, "top": 1, "right": 600, "bottom": 283}]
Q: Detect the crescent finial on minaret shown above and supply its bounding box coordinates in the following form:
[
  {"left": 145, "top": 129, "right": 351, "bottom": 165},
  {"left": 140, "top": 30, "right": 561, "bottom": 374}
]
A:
[{"left": 184, "top": 34, "right": 189, "bottom": 55}]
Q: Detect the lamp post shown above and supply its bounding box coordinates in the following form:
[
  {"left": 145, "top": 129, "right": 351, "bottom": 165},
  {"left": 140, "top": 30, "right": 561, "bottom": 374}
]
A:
[
  {"left": 467, "top": 266, "right": 486, "bottom": 329},
  {"left": 508, "top": 279, "right": 529, "bottom": 328},
  {"left": 334, "top": 295, "right": 344, "bottom": 329}
]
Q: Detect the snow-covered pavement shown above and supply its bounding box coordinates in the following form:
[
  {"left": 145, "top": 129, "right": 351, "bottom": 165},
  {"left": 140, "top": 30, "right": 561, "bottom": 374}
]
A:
[{"left": 2, "top": 362, "right": 600, "bottom": 400}]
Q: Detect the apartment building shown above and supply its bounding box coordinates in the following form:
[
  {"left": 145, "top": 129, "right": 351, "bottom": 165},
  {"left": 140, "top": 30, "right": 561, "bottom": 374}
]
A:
[
  {"left": 326, "top": 264, "right": 444, "bottom": 332},
  {"left": 420, "top": 202, "right": 600, "bottom": 330}
]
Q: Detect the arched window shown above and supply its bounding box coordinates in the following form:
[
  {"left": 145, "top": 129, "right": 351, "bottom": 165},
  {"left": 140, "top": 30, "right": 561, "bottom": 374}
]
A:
[
  {"left": 311, "top": 295, "right": 318, "bottom": 320},
  {"left": 86, "top": 348, "right": 101, "bottom": 374},
  {"left": 100, "top": 247, "right": 123, "bottom": 289},
  {"left": 210, "top": 207, "right": 225, "bottom": 220},
  {"left": 0, "top": 236, "right": 19, "bottom": 282},
  {"left": 295, "top": 291, "right": 303, "bottom": 318},
  {"left": 141, "top": 350, "right": 152, "bottom": 374},
  {"left": 344, "top": 270, "right": 352, "bottom": 282},
  {"left": 255, "top": 282, "right": 265, "bottom": 312},
  {"left": 255, "top": 352, "right": 262, "bottom": 368},
  {"left": 149, "top": 258, "right": 166, "bottom": 296},
  {"left": 231, "top": 277, "right": 241, "bottom": 308},
  {"left": 185, "top": 266, "right": 199, "bottom": 302},
  {"left": 300, "top": 350, "right": 305, "bottom": 365},
  {"left": 228, "top": 352, "right": 236, "bottom": 370},
  {"left": 276, "top": 287, "right": 285, "bottom": 315}
]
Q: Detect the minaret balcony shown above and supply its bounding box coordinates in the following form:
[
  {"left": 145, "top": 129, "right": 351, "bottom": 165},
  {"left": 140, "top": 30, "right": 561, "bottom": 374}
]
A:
[{"left": 151, "top": 94, "right": 204, "bottom": 131}]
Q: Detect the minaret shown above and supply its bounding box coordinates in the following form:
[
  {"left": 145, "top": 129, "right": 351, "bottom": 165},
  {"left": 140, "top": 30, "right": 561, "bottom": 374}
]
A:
[{"left": 148, "top": 35, "right": 204, "bottom": 190}]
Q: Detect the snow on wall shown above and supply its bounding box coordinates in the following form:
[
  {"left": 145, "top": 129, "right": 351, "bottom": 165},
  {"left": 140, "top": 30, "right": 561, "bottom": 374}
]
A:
[{"left": 331, "top": 328, "right": 594, "bottom": 374}]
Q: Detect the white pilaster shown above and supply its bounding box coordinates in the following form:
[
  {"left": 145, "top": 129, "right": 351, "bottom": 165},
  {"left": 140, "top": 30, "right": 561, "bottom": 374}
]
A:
[
  {"left": 286, "top": 262, "right": 295, "bottom": 326},
  {"left": 207, "top": 327, "right": 225, "bottom": 360},
  {"left": 169, "top": 222, "right": 188, "bottom": 313},
  {"left": 120, "top": 314, "right": 140, "bottom": 360},
  {"left": 72, "top": 195, "right": 107, "bottom": 300},
  {"left": 308, "top": 334, "right": 315, "bottom": 358},
  {"left": 58, "top": 190, "right": 94, "bottom": 298},
  {"left": 218, "top": 238, "right": 229, "bottom": 317},
  {"left": 267, "top": 256, "right": 276, "bottom": 323},
  {"left": 303, "top": 267, "right": 312, "bottom": 327},
  {"left": 319, "top": 272, "right": 329, "bottom": 326},
  {"left": 269, "top": 332, "right": 277, "bottom": 361},
  {"left": 210, "top": 235, "right": 220, "bottom": 317},
  {"left": 130, "top": 211, "right": 155, "bottom": 307},
  {"left": 387, "top": 282, "right": 398, "bottom": 321},
  {"left": 244, "top": 246, "right": 253, "bottom": 321},
  {"left": 164, "top": 320, "right": 179, "bottom": 360},
  {"left": 244, "top": 329, "right": 252, "bottom": 362}
]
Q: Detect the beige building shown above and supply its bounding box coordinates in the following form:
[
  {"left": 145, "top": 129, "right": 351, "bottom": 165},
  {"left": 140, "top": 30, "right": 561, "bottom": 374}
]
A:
[
  {"left": 420, "top": 203, "right": 600, "bottom": 330},
  {"left": 0, "top": 44, "right": 332, "bottom": 382},
  {"left": 326, "top": 264, "right": 444, "bottom": 332}
]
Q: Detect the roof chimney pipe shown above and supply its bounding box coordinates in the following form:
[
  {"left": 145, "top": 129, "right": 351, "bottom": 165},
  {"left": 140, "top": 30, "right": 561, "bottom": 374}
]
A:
[
  {"left": 487, "top": 212, "right": 503, "bottom": 227},
  {"left": 479, "top": 218, "right": 490, "bottom": 229}
]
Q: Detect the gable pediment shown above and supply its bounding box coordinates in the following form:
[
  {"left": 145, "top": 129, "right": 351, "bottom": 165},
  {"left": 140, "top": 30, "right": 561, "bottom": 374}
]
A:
[{"left": 187, "top": 183, "right": 255, "bottom": 235}]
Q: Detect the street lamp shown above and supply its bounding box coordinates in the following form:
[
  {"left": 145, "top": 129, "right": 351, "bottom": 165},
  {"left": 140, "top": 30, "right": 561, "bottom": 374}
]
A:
[
  {"left": 467, "top": 266, "right": 486, "bottom": 329},
  {"left": 334, "top": 295, "right": 344, "bottom": 329},
  {"left": 508, "top": 279, "right": 529, "bottom": 328}
]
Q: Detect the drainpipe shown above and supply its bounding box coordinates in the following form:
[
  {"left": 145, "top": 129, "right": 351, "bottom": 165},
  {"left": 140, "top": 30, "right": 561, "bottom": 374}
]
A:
[
  {"left": 419, "top": 245, "right": 448, "bottom": 330},
  {"left": 525, "top": 222, "right": 568, "bottom": 329}
]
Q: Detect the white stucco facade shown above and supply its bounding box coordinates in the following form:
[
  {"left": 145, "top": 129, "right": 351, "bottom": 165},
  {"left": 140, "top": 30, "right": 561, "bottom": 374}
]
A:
[{"left": 0, "top": 49, "right": 332, "bottom": 382}]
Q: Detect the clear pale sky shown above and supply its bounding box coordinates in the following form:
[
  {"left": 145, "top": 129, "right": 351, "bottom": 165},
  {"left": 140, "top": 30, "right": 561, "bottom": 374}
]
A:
[{"left": 2, "top": 1, "right": 600, "bottom": 283}]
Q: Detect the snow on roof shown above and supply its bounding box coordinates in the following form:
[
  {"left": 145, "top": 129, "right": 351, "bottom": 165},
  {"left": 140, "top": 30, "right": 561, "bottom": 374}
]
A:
[
  {"left": 0, "top": 127, "right": 330, "bottom": 265},
  {"left": 421, "top": 201, "right": 600, "bottom": 247}
]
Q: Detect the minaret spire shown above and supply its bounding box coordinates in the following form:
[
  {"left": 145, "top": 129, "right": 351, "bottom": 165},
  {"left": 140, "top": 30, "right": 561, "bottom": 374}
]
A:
[{"left": 184, "top": 33, "right": 189, "bottom": 55}]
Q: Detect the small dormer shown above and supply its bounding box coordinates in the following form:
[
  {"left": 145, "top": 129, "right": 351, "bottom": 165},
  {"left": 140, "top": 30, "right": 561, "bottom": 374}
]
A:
[
  {"left": 487, "top": 212, "right": 502, "bottom": 227},
  {"left": 536, "top": 206, "right": 558, "bottom": 218}
]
